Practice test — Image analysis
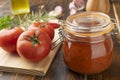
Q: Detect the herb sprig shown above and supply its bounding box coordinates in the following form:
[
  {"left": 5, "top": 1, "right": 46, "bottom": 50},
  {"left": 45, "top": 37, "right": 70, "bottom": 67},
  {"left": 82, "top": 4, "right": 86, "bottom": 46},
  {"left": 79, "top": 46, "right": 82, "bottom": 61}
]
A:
[
  {"left": 0, "top": 11, "right": 57, "bottom": 30},
  {"left": 19, "top": 11, "right": 57, "bottom": 30},
  {"left": 0, "top": 15, "right": 20, "bottom": 30}
]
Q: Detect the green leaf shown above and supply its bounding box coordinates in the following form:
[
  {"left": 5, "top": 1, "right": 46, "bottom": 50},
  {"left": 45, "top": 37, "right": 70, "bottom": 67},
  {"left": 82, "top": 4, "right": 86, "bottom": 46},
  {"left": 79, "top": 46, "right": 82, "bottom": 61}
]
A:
[{"left": 0, "top": 15, "right": 20, "bottom": 30}]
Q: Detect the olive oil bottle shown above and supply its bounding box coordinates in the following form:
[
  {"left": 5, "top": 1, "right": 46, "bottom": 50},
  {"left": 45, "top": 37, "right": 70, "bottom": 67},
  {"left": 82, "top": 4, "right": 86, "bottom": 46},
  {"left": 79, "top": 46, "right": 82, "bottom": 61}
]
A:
[{"left": 10, "top": 0, "right": 30, "bottom": 15}]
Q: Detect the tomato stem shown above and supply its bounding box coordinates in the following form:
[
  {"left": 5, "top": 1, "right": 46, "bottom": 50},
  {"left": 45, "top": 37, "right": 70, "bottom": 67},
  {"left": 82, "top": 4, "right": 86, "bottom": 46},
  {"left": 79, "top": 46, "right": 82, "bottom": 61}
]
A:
[
  {"left": 39, "top": 23, "right": 46, "bottom": 28},
  {"left": 24, "top": 31, "right": 40, "bottom": 45}
]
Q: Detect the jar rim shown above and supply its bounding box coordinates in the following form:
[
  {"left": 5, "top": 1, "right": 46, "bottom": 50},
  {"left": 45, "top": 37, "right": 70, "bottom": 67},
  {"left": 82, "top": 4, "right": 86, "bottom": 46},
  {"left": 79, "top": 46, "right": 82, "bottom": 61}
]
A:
[{"left": 65, "top": 12, "right": 114, "bottom": 37}]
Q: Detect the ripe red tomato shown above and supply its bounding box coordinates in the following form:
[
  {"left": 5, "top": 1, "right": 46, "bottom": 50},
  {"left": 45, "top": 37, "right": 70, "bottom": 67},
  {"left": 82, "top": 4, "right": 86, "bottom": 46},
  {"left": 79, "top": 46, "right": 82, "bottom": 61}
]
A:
[
  {"left": 17, "top": 29, "right": 52, "bottom": 62},
  {"left": 0, "top": 27, "right": 24, "bottom": 54},
  {"left": 28, "top": 22, "right": 55, "bottom": 40}
]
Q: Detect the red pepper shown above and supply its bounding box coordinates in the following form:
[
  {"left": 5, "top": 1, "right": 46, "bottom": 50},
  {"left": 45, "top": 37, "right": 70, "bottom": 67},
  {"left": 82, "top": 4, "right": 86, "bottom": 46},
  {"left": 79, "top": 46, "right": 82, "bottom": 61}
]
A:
[{"left": 49, "top": 23, "right": 60, "bottom": 29}]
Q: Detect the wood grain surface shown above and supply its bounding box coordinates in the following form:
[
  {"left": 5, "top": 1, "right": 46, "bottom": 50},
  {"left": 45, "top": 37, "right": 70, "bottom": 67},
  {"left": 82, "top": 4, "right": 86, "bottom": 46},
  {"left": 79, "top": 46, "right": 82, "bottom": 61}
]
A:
[{"left": 0, "top": 0, "right": 120, "bottom": 80}]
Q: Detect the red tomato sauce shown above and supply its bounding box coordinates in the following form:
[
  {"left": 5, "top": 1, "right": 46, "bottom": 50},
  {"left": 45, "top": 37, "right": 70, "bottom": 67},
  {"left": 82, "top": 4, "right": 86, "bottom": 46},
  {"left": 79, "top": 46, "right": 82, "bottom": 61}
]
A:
[{"left": 63, "top": 35, "right": 113, "bottom": 74}]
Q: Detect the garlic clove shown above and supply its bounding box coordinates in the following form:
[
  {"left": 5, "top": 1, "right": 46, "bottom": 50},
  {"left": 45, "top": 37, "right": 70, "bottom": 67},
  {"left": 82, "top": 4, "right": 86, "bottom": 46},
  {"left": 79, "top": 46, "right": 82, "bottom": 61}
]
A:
[
  {"left": 70, "top": 9, "right": 77, "bottom": 15},
  {"left": 69, "top": 2, "right": 77, "bottom": 10},
  {"left": 54, "top": 6, "right": 63, "bottom": 14},
  {"left": 48, "top": 6, "right": 63, "bottom": 18}
]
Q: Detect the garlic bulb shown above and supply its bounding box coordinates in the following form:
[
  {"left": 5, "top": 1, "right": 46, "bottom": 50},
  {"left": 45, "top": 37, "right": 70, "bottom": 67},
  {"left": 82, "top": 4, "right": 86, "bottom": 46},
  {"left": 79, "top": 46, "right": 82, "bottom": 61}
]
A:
[{"left": 48, "top": 6, "right": 63, "bottom": 18}]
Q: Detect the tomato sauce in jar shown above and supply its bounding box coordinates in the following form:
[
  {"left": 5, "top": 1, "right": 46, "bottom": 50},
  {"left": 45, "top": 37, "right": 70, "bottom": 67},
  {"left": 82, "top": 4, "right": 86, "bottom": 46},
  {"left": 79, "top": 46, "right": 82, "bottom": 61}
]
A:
[{"left": 62, "top": 12, "right": 114, "bottom": 74}]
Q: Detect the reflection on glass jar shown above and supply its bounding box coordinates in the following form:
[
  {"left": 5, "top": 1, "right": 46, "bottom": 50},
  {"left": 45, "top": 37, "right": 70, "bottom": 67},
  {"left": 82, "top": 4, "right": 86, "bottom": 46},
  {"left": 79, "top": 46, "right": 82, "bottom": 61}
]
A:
[
  {"left": 10, "top": 0, "right": 30, "bottom": 15},
  {"left": 62, "top": 12, "right": 114, "bottom": 74}
]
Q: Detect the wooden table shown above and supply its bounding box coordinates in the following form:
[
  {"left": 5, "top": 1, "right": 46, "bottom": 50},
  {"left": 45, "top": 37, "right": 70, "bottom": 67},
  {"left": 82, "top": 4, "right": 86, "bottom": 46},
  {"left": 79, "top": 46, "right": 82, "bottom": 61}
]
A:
[{"left": 0, "top": 0, "right": 120, "bottom": 80}]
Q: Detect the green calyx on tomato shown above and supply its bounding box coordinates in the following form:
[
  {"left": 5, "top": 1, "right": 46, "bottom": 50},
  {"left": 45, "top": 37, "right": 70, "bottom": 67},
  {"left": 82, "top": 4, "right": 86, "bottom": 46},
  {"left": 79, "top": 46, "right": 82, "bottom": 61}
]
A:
[
  {"left": 38, "top": 23, "right": 47, "bottom": 28},
  {"left": 24, "top": 31, "right": 40, "bottom": 46}
]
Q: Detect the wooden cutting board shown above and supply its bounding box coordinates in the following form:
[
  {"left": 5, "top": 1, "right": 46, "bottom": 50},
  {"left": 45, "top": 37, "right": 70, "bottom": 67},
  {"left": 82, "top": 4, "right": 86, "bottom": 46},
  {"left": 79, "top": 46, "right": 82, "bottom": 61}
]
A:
[{"left": 0, "top": 29, "right": 62, "bottom": 76}]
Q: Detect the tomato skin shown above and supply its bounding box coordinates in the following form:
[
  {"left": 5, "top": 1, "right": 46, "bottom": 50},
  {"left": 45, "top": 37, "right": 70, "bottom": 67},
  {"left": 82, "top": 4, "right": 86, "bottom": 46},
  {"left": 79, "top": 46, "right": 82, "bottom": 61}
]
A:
[
  {"left": 28, "top": 22, "right": 55, "bottom": 40},
  {"left": 17, "top": 29, "right": 52, "bottom": 62},
  {"left": 0, "top": 27, "right": 24, "bottom": 54}
]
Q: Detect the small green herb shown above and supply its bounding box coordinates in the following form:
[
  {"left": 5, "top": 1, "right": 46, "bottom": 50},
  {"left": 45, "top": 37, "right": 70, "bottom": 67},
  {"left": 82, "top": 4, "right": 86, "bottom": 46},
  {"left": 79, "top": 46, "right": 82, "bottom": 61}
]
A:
[{"left": 0, "top": 15, "right": 20, "bottom": 30}]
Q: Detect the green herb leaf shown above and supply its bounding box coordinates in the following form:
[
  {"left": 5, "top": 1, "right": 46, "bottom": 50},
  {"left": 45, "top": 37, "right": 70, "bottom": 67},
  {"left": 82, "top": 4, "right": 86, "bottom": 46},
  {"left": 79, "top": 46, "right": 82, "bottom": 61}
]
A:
[{"left": 0, "top": 15, "right": 20, "bottom": 30}]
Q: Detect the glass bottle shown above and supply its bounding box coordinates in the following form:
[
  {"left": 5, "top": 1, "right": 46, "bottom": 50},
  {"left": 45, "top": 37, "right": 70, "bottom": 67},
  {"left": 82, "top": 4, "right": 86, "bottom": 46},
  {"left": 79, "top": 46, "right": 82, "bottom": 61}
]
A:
[
  {"left": 86, "top": 0, "right": 110, "bottom": 14},
  {"left": 10, "top": 0, "right": 30, "bottom": 15}
]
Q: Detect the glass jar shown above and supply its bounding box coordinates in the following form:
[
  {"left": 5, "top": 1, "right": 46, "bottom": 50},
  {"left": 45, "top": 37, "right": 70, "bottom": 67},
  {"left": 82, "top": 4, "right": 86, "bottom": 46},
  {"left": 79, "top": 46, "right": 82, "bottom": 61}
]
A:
[{"left": 62, "top": 12, "right": 114, "bottom": 74}]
